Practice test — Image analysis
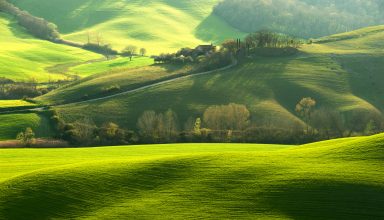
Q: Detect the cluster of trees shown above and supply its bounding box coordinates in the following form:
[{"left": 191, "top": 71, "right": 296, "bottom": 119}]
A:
[
  {"left": 153, "top": 44, "right": 232, "bottom": 73},
  {"left": 221, "top": 31, "right": 300, "bottom": 58},
  {"left": 0, "top": 78, "right": 52, "bottom": 99},
  {"left": 213, "top": 0, "right": 384, "bottom": 38},
  {"left": 16, "top": 127, "right": 35, "bottom": 147},
  {"left": 121, "top": 46, "right": 146, "bottom": 60},
  {"left": 82, "top": 43, "right": 118, "bottom": 59},
  {"left": 47, "top": 98, "right": 384, "bottom": 146},
  {"left": 0, "top": 0, "right": 59, "bottom": 40},
  {"left": 50, "top": 111, "right": 138, "bottom": 146}
]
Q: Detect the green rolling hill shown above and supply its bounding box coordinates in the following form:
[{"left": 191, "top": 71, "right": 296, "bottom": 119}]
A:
[
  {"left": 0, "top": 13, "right": 102, "bottom": 82},
  {"left": 1, "top": 134, "right": 383, "bottom": 219},
  {"left": 9, "top": 0, "right": 245, "bottom": 54},
  {"left": 37, "top": 25, "right": 384, "bottom": 132}
]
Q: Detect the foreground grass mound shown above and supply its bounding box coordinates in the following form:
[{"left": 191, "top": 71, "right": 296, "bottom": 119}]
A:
[
  {"left": 10, "top": 0, "right": 245, "bottom": 54},
  {"left": 0, "top": 13, "right": 101, "bottom": 82},
  {"left": 1, "top": 134, "right": 383, "bottom": 219}
]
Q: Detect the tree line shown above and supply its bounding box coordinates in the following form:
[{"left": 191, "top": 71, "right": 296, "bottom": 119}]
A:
[
  {"left": 0, "top": 0, "right": 59, "bottom": 40},
  {"left": 40, "top": 99, "right": 384, "bottom": 147},
  {"left": 213, "top": 0, "right": 384, "bottom": 38}
]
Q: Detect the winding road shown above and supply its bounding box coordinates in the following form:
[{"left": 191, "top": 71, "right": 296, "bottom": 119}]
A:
[{"left": 0, "top": 59, "right": 238, "bottom": 114}]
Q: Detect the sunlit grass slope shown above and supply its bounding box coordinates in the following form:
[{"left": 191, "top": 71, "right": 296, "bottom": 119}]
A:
[
  {"left": 0, "top": 13, "right": 101, "bottom": 82},
  {"left": 67, "top": 56, "right": 154, "bottom": 77},
  {"left": 10, "top": 0, "right": 246, "bottom": 54},
  {"left": 38, "top": 25, "right": 384, "bottom": 129},
  {"left": 0, "top": 113, "right": 54, "bottom": 141},
  {"left": 1, "top": 134, "right": 383, "bottom": 219},
  {"left": 0, "top": 100, "right": 35, "bottom": 109}
]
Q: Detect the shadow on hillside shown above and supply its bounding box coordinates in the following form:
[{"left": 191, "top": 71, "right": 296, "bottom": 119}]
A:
[
  {"left": 259, "top": 180, "right": 384, "bottom": 220},
  {"left": 195, "top": 13, "right": 245, "bottom": 44},
  {"left": 0, "top": 159, "right": 197, "bottom": 220}
]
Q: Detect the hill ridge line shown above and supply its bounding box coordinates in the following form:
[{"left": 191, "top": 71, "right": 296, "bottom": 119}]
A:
[{"left": 0, "top": 59, "right": 238, "bottom": 114}]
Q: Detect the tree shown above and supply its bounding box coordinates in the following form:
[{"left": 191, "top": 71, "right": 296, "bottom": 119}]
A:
[
  {"left": 163, "top": 109, "right": 179, "bottom": 141},
  {"left": 122, "top": 45, "right": 138, "bottom": 60},
  {"left": 140, "top": 48, "right": 147, "bottom": 56},
  {"left": 295, "top": 97, "right": 316, "bottom": 134},
  {"left": 203, "top": 103, "right": 250, "bottom": 131},
  {"left": 194, "top": 118, "right": 202, "bottom": 136},
  {"left": 221, "top": 39, "right": 238, "bottom": 54},
  {"left": 17, "top": 127, "right": 35, "bottom": 147}
]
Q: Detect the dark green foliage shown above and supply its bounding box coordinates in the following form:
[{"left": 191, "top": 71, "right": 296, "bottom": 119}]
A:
[
  {"left": 213, "top": 0, "right": 384, "bottom": 38},
  {"left": 82, "top": 43, "right": 118, "bottom": 57}
]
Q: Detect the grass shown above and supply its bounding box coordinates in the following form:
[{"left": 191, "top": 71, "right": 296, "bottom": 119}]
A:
[
  {"left": 67, "top": 56, "right": 154, "bottom": 77},
  {"left": 37, "top": 64, "right": 191, "bottom": 105},
  {"left": 0, "top": 13, "right": 102, "bottom": 83},
  {"left": 0, "top": 100, "right": 36, "bottom": 109},
  {"left": 0, "top": 113, "right": 55, "bottom": 141},
  {"left": 0, "top": 134, "right": 383, "bottom": 219},
  {"left": 35, "top": 25, "right": 384, "bottom": 130},
  {"left": 10, "top": 0, "right": 246, "bottom": 54}
]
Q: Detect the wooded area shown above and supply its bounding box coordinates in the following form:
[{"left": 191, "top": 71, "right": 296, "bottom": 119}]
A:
[{"left": 214, "top": 0, "right": 384, "bottom": 38}]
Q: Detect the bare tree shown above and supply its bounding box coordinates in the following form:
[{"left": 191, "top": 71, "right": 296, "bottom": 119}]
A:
[
  {"left": 295, "top": 97, "right": 316, "bottom": 134},
  {"left": 122, "top": 45, "right": 138, "bottom": 61},
  {"left": 140, "top": 48, "right": 147, "bottom": 56}
]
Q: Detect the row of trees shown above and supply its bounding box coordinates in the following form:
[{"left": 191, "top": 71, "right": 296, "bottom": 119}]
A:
[
  {"left": 213, "top": 0, "right": 384, "bottom": 38},
  {"left": 0, "top": 0, "right": 59, "bottom": 40},
  {"left": 45, "top": 98, "right": 384, "bottom": 146},
  {"left": 0, "top": 77, "right": 54, "bottom": 99}
]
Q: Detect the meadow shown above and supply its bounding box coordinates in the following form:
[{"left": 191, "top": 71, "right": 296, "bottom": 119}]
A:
[
  {"left": 9, "top": 0, "right": 246, "bottom": 54},
  {"left": 0, "top": 134, "right": 383, "bottom": 219},
  {"left": 0, "top": 13, "right": 101, "bottom": 82},
  {"left": 36, "top": 26, "right": 384, "bottom": 132},
  {"left": 0, "top": 100, "right": 35, "bottom": 109},
  {"left": 0, "top": 113, "right": 54, "bottom": 141}
]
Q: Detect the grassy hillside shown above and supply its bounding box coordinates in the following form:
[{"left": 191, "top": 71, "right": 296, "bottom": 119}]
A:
[
  {"left": 9, "top": 0, "right": 246, "bottom": 54},
  {"left": 38, "top": 25, "right": 384, "bottom": 131},
  {"left": 0, "top": 100, "right": 35, "bottom": 109},
  {"left": 0, "top": 113, "right": 54, "bottom": 141},
  {"left": 1, "top": 134, "right": 383, "bottom": 219},
  {"left": 0, "top": 13, "right": 101, "bottom": 82}
]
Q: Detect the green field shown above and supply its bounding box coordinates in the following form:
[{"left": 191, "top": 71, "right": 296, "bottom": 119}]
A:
[
  {"left": 67, "top": 56, "right": 154, "bottom": 77},
  {"left": 0, "top": 100, "right": 35, "bottom": 109},
  {"left": 1, "top": 134, "right": 383, "bottom": 219},
  {"left": 0, "top": 13, "right": 102, "bottom": 82},
  {"left": 0, "top": 113, "right": 54, "bottom": 141},
  {"left": 9, "top": 0, "right": 246, "bottom": 54},
  {"left": 37, "top": 26, "right": 384, "bottom": 130}
]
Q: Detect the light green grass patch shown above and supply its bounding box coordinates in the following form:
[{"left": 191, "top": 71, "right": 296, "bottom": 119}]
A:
[
  {"left": 68, "top": 56, "right": 154, "bottom": 77},
  {"left": 0, "top": 100, "right": 36, "bottom": 109},
  {"left": 10, "top": 0, "right": 246, "bottom": 54},
  {"left": 0, "top": 13, "right": 102, "bottom": 82}
]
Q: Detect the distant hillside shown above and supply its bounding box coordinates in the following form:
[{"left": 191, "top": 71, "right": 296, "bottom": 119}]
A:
[
  {"left": 0, "top": 13, "right": 101, "bottom": 82},
  {"left": 213, "top": 0, "right": 384, "bottom": 38},
  {"left": 9, "top": 0, "right": 245, "bottom": 54},
  {"left": 37, "top": 25, "right": 384, "bottom": 140}
]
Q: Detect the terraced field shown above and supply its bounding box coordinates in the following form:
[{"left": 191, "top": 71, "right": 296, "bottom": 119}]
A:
[
  {"left": 37, "top": 26, "right": 384, "bottom": 130},
  {"left": 0, "top": 13, "right": 101, "bottom": 82},
  {"left": 9, "top": 0, "right": 246, "bottom": 54},
  {"left": 1, "top": 134, "right": 383, "bottom": 219}
]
